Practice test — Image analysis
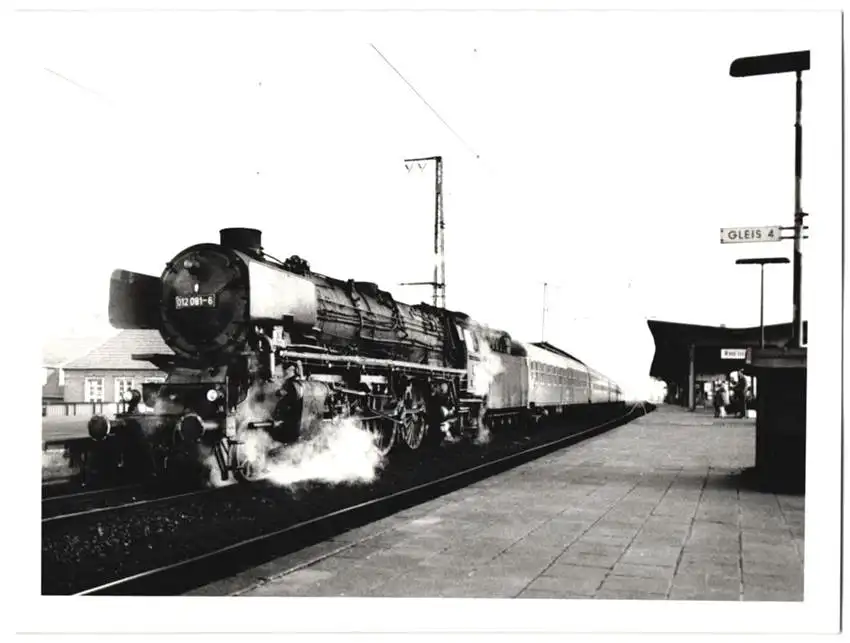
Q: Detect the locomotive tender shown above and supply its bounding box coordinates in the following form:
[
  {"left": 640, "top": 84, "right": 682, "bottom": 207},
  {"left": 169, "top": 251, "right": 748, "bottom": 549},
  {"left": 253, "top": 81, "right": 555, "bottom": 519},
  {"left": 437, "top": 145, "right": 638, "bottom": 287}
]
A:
[{"left": 89, "top": 228, "right": 622, "bottom": 482}]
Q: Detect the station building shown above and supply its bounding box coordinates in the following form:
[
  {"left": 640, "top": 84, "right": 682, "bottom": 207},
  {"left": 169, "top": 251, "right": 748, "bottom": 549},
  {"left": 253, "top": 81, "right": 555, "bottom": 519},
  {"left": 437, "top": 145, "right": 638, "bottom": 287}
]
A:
[
  {"left": 42, "top": 335, "right": 112, "bottom": 404},
  {"left": 43, "top": 330, "right": 170, "bottom": 416}
]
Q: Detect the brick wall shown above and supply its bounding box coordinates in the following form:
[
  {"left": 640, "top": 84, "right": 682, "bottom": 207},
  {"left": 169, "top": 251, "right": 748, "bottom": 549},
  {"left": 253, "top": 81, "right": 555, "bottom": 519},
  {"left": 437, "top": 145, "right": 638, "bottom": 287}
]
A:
[{"left": 64, "top": 369, "right": 166, "bottom": 403}]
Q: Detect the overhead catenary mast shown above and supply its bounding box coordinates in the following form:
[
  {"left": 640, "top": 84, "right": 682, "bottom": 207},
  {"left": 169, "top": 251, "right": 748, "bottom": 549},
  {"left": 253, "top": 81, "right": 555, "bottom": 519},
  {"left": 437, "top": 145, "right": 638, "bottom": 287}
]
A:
[
  {"left": 400, "top": 155, "right": 446, "bottom": 309},
  {"left": 541, "top": 282, "right": 548, "bottom": 341},
  {"left": 370, "top": 45, "right": 481, "bottom": 312}
]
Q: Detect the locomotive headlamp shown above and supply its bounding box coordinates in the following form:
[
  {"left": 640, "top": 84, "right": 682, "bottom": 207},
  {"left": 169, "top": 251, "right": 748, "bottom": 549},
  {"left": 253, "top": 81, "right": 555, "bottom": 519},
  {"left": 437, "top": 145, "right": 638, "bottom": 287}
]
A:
[
  {"left": 122, "top": 389, "right": 143, "bottom": 410},
  {"left": 183, "top": 258, "right": 201, "bottom": 273},
  {"left": 88, "top": 415, "right": 111, "bottom": 441},
  {"left": 206, "top": 388, "right": 221, "bottom": 402},
  {"left": 178, "top": 413, "right": 205, "bottom": 442}
]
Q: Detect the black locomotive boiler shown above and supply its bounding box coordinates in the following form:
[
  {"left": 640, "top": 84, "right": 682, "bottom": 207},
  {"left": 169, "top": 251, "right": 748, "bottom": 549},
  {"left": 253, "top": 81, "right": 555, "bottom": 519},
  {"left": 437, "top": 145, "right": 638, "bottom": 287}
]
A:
[{"left": 89, "top": 228, "right": 623, "bottom": 483}]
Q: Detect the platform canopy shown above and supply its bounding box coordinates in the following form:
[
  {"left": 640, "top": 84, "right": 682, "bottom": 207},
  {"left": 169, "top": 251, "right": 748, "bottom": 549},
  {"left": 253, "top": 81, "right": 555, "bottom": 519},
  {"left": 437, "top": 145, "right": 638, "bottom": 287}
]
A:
[{"left": 647, "top": 319, "right": 808, "bottom": 383}]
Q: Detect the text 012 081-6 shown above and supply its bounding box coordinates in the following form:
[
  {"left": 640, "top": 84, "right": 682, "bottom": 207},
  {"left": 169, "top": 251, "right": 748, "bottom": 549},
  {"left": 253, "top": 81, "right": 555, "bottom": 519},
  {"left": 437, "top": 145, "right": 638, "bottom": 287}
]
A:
[{"left": 175, "top": 295, "right": 217, "bottom": 310}]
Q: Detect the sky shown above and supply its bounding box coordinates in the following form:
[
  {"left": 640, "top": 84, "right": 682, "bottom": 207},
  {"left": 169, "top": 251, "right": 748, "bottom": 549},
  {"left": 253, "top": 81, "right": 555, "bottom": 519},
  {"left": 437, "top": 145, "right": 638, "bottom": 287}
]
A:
[{"left": 16, "top": 10, "right": 843, "bottom": 399}]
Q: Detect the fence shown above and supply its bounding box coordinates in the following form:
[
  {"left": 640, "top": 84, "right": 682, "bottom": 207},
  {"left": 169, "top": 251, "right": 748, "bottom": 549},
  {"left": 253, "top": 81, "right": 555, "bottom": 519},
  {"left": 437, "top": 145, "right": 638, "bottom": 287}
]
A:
[{"left": 42, "top": 402, "right": 127, "bottom": 418}]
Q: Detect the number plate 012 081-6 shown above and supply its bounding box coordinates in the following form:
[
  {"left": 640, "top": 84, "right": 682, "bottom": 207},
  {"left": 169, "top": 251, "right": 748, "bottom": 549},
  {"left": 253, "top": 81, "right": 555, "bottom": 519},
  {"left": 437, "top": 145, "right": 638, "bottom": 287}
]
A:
[{"left": 175, "top": 294, "right": 217, "bottom": 310}]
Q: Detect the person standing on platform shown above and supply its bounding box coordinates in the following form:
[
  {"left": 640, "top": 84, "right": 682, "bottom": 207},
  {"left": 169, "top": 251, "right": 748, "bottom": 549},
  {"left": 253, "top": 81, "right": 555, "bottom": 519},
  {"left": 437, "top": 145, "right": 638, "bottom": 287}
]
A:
[
  {"left": 713, "top": 381, "right": 723, "bottom": 418},
  {"left": 735, "top": 371, "right": 748, "bottom": 418},
  {"left": 719, "top": 381, "right": 730, "bottom": 418}
]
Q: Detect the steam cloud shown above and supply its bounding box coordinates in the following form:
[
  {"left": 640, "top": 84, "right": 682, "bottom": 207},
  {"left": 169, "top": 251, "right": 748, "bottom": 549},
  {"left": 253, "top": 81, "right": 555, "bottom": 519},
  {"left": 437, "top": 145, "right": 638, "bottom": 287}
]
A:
[
  {"left": 470, "top": 339, "right": 504, "bottom": 445},
  {"left": 203, "top": 381, "right": 386, "bottom": 488},
  {"left": 473, "top": 408, "right": 491, "bottom": 446},
  {"left": 241, "top": 419, "right": 385, "bottom": 487},
  {"left": 470, "top": 339, "right": 505, "bottom": 397}
]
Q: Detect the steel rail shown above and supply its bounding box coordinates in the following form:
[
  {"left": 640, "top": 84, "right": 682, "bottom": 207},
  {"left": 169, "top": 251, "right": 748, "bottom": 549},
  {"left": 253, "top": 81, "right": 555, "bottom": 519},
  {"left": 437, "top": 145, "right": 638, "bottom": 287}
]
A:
[
  {"left": 42, "top": 488, "right": 219, "bottom": 525},
  {"left": 42, "top": 483, "right": 145, "bottom": 503},
  {"left": 74, "top": 404, "right": 651, "bottom": 596}
]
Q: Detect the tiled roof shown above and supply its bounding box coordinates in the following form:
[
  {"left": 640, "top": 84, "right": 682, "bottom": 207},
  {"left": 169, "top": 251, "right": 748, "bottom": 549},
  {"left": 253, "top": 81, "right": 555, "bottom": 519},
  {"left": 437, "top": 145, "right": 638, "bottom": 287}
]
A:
[
  {"left": 63, "top": 329, "right": 173, "bottom": 370},
  {"left": 42, "top": 335, "right": 114, "bottom": 367}
]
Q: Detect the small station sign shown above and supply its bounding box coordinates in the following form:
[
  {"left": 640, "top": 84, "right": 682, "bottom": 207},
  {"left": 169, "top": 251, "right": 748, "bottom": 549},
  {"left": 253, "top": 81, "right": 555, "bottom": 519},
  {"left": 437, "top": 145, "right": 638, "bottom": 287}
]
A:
[{"left": 720, "top": 226, "right": 782, "bottom": 244}]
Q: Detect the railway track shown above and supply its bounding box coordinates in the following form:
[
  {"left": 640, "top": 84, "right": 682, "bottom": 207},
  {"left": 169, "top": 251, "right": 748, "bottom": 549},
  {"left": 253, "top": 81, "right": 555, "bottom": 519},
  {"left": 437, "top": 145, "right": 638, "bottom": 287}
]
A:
[
  {"left": 73, "top": 403, "right": 653, "bottom": 596},
  {"left": 42, "top": 482, "right": 145, "bottom": 502},
  {"left": 42, "top": 486, "right": 218, "bottom": 524}
]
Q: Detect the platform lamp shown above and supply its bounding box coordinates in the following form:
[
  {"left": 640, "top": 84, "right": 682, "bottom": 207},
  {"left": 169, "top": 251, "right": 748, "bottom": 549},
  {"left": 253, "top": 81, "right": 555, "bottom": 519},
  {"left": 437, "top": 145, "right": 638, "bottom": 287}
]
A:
[
  {"left": 730, "top": 50, "right": 810, "bottom": 349},
  {"left": 735, "top": 257, "right": 790, "bottom": 349}
]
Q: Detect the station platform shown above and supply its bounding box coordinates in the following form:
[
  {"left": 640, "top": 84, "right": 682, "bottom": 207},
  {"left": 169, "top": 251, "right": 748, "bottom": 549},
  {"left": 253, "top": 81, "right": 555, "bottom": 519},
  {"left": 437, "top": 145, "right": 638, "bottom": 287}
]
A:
[
  {"left": 193, "top": 404, "right": 805, "bottom": 601},
  {"left": 42, "top": 417, "right": 90, "bottom": 443},
  {"left": 41, "top": 418, "right": 90, "bottom": 483}
]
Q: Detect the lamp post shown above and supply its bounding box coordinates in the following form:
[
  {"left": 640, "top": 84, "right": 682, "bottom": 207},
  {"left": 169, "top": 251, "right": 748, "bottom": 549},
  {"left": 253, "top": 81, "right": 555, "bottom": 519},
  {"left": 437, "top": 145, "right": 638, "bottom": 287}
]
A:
[
  {"left": 730, "top": 50, "right": 810, "bottom": 349},
  {"left": 735, "top": 257, "right": 790, "bottom": 348}
]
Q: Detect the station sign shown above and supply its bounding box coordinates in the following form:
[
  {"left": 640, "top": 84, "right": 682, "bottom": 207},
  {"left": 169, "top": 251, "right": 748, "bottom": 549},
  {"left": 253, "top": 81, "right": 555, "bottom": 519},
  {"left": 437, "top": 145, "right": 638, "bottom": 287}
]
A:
[
  {"left": 720, "top": 226, "right": 782, "bottom": 244},
  {"left": 720, "top": 348, "right": 748, "bottom": 360}
]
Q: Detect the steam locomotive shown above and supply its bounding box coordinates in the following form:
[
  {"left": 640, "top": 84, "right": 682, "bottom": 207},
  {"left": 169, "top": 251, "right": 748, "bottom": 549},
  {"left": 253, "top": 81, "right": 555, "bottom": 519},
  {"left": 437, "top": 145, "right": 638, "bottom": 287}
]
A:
[{"left": 89, "top": 228, "right": 623, "bottom": 483}]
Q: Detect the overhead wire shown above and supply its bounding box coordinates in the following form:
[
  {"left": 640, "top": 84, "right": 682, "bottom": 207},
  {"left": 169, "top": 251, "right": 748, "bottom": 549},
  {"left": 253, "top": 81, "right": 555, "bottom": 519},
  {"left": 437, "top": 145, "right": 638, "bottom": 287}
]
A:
[
  {"left": 368, "top": 44, "right": 619, "bottom": 323},
  {"left": 369, "top": 44, "right": 481, "bottom": 161},
  {"left": 44, "top": 67, "right": 114, "bottom": 106}
]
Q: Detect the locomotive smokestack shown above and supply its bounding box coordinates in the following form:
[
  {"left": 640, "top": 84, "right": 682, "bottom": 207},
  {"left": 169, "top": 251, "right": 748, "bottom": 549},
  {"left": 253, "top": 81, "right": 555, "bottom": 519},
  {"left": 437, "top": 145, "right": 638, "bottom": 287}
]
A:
[{"left": 220, "top": 228, "right": 263, "bottom": 256}]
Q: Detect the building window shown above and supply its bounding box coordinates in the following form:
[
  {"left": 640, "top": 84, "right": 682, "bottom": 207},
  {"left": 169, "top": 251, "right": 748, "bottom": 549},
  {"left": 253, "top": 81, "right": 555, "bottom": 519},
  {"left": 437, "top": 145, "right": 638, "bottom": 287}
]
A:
[
  {"left": 84, "top": 377, "right": 105, "bottom": 402},
  {"left": 114, "top": 377, "right": 134, "bottom": 403}
]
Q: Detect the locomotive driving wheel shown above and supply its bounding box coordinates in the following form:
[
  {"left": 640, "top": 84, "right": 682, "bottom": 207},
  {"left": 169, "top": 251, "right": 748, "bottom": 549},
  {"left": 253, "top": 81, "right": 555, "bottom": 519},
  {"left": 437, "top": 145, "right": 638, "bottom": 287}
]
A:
[
  {"left": 399, "top": 381, "right": 429, "bottom": 450},
  {"left": 401, "top": 411, "right": 427, "bottom": 450},
  {"left": 368, "top": 417, "right": 396, "bottom": 456},
  {"left": 361, "top": 386, "right": 396, "bottom": 456}
]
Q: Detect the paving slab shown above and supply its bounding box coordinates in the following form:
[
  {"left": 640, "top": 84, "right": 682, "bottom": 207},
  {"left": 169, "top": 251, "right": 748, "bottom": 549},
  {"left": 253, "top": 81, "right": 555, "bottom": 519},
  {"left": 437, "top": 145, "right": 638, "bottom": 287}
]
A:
[{"left": 192, "top": 405, "right": 805, "bottom": 601}]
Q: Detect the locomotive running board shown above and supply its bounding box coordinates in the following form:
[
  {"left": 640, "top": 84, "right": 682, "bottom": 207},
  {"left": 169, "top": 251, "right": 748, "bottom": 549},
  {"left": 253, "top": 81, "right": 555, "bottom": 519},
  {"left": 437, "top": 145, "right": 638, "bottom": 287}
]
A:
[{"left": 277, "top": 350, "right": 467, "bottom": 377}]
